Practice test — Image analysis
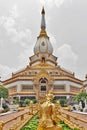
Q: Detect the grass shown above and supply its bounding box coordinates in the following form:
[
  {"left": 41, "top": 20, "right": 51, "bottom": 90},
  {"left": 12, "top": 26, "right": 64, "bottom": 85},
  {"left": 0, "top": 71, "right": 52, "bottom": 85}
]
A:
[
  {"left": 21, "top": 114, "right": 79, "bottom": 130},
  {"left": 21, "top": 114, "right": 39, "bottom": 130}
]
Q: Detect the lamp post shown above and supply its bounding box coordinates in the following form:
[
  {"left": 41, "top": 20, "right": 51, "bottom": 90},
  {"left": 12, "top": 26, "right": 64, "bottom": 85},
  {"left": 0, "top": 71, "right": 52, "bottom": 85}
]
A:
[
  {"left": 0, "top": 97, "right": 3, "bottom": 110},
  {"left": 0, "top": 76, "right": 2, "bottom": 85},
  {"left": 0, "top": 77, "right": 4, "bottom": 110}
]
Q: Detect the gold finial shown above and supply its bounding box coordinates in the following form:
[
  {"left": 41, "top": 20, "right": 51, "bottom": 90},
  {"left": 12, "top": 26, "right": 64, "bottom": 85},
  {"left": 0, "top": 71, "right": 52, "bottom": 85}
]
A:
[
  {"left": 38, "top": 29, "right": 49, "bottom": 39},
  {"left": 41, "top": 7, "right": 45, "bottom": 14},
  {"left": 85, "top": 74, "right": 87, "bottom": 80}
]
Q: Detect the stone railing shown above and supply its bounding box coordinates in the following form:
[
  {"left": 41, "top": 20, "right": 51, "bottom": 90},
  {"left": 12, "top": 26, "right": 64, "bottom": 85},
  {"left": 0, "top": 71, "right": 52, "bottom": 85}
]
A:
[
  {"left": 57, "top": 109, "right": 87, "bottom": 130},
  {"left": 0, "top": 104, "right": 38, "bottom": 130}
]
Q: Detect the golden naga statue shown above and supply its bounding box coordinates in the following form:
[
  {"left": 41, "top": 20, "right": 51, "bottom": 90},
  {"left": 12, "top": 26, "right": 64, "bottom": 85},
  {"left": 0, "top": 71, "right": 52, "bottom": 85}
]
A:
[
  {"left": 29, "top": 100, "right": 33, "bottom": 114},
  {"left": 37, "top": 93, "right": 62, "bottom": 130}
]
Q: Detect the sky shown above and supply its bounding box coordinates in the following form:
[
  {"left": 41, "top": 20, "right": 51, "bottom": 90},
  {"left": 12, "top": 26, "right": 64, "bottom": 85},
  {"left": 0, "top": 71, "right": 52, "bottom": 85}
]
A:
[{"left": 0, "top": 0, "right": 87, "bottom": 81}]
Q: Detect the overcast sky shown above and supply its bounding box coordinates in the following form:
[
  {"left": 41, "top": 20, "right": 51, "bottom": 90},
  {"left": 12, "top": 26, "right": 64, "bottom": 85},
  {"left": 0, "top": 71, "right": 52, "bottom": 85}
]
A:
[{"left": 0, "top": 0, "right": 87, "bottom": 81}]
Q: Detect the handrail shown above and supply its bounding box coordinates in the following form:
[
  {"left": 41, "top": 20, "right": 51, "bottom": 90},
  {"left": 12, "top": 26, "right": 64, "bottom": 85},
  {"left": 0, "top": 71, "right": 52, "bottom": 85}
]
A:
[
  {"left": 4, "top": 110, "right": 29, "bottom": 124},
  {"left": 57, "top": 109, "right": 87, "bottom": 130},
  {"left": 0, "top": 105, "right": 38, "bottom": 130},
  {"left": 61, "top": 110, "right": 87, "bottom": 124},
  {"left": 0, "top": 105, "right": 87, "bottom": 130}
]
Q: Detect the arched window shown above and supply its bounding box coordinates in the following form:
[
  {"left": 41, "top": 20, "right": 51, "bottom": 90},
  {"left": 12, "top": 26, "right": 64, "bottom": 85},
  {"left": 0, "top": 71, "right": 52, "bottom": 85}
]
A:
[
  {"left": 41, "top": 79, "right": 46, "bottom": 83},
  {"left": 42, "top": 57, "right": 45, "bottom": 63},
  {"left": 40, "top": 78, "right": 47, "bottom": 84}
]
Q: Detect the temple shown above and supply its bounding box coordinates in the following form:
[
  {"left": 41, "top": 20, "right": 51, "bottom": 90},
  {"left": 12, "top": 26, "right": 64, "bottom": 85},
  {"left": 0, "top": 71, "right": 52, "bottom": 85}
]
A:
[{"left": 2, "top": 7, "right": 87, "bottom": 100}]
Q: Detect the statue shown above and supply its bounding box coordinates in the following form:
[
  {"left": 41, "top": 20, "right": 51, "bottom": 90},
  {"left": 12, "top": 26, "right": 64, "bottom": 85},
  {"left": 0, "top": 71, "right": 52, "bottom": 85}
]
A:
[
  {"left": 55, "top": 101, "right": 61, "bottom": 114},
  {"left": 29, "top": 101, "right": 33, "bottom": 114},
  {"left": 37, "top": 93, "right": 62, "bottom": 130}
]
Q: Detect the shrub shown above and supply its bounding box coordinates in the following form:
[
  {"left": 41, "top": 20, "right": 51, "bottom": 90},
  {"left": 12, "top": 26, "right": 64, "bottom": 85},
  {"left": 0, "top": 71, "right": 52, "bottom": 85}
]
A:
[
  {"left": 32, "top": 99, "right": 37, "bottom": 104},
  {"left": 19, "top": 100, "right": 25, "bottom": 107},
  {"left": 59, "top": 99, "right": 67, "bottom": 107},
  {"left": 24, "top": 99, "right": 30, "bottom": 106},
  {"left": 2, "top": 103, "right": 10, "bottom": 112}
]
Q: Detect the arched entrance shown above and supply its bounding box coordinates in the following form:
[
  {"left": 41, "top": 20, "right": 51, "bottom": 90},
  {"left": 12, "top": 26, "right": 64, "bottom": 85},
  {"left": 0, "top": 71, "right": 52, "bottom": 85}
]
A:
[
  {"left": 39, "top": 78, "right": 48, "bottom": 100},
  {"left": 34, "top": 69, "right": 54, "bottom": 100}
]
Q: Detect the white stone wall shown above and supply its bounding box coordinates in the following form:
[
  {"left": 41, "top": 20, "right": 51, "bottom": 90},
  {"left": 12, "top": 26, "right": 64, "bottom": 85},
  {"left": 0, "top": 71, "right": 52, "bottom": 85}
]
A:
[
  {"left": 49, "top": 55, "right": 57, "bottom": 62},
  {"left": 46, "top": 61, "right": 55, "bottom": 66},
  {"left": 32, "top": 61, "right": 41, "bottom": 66},
  {"left": 83, "top": 80, "right": 87, "bottom": 92},
  {"left": 30, "top": 55, "right": 38, "bottom": 61},
  {"left": 84, "top": 80, "right": 87, "bottom": 84}
]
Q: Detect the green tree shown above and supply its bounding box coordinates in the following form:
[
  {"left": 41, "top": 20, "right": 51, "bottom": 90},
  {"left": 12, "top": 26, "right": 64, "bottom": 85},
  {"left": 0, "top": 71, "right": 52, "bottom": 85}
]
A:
[
  {"left": 0, "top": 85, "right": 9, "bottom": 98},
  {"left": 76, "top": 92, "right": 87, "bottom": 102}
]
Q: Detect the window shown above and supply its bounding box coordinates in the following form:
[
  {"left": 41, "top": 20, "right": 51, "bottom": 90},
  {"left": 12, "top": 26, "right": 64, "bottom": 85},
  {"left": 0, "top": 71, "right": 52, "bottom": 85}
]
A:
[
  {"left": 40, "top": 78, "right": 47, "bottom": 83},
  {"left": 54, "top": 96, "right": 66, "bottom": 100},
  {"left": 20, "top": 96, "right": 36, "bottom": 100},
  {"left": 22, "top": 86, "right": 33, "bottom": 90},
  {"left": 41, "top": 86, "right": 46, "bottom": 91},
  {"left": 54, "top": 85, "right": 65, "bottom": 90},
  {"left": 29, "top": 72, "right": 31, "bottom": 74},
  {"left": 42, "top": 57, "right": 45, "bottom": 63},
  {"left": 41, "top": 79, "right": 46, "bottom": 83},
  {"left": 70, "top": 86, "right": 80, "bottom": 93}
]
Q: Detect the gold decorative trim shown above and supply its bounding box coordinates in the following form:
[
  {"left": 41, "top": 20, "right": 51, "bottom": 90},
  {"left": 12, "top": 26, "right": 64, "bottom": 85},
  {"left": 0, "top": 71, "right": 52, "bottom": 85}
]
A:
[
  {"left": 34, "top": 68, "right": 53, "bottom": 83},
  {"left": 70, "top": 85, "right": 80, "bottom": 93},
  {"left": 37, "top": 29, "right": 49, "bottom": 39},
  {"left": 8, "top": 85, "right": 17, "bottom": 94}
]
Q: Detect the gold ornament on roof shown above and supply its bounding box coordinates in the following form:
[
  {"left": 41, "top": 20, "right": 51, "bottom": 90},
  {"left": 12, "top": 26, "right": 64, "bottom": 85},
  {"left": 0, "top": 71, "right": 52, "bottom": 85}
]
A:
[
  {"left": 38, "top": 29, "right": 49, "bottom": 39},
  {"left": 34, "top": 68, "right": 53, "bottom": 83},
  {"left": 42, "top": 42, "right": 45, "bottom": 46}
]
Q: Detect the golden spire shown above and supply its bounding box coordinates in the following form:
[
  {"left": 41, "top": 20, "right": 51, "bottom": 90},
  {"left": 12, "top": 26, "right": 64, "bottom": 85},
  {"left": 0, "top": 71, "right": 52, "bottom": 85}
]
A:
[{"left": 38, "top": 7, "right": 49, "bottom": 39}]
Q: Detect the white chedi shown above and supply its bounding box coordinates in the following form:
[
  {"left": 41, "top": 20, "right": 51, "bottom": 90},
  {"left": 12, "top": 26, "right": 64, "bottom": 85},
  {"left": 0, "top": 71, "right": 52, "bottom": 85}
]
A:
[{"left": 34, "top": 37, "right": 53, "bottom": 54}]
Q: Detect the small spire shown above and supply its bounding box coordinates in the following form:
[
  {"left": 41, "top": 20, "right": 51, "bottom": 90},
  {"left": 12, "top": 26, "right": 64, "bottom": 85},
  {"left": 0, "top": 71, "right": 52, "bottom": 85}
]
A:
[
  {"left": 41, "top": 7, "right": 46, "bottom": 29},
  {"left": 85, "top": 74, "right": 87, "bottom": 80},
  {"left": 41, "top": 7, "right": 45, "bottom": 14},
  {"left": 38, "top": 7, "right": 48, "bottom": 38}
]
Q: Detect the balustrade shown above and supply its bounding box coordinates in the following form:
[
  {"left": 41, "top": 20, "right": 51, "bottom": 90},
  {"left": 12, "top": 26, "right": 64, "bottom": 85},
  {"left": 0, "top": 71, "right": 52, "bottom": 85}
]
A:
[
  {"left": 0, "top": 104, "right": 87, "bottom": 130},
  {"left": 57, "top": 109, "right": 87, "bottom": 130},
  {"left": 0, "top": 104, "right": 38, "bottom": 130}
]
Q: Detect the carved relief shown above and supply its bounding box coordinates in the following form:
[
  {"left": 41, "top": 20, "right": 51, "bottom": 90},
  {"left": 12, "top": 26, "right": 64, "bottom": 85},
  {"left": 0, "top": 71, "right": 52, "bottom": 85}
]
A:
[
  {"left": 34, "top": 68, "right": 53, "bottom": 83},
  {"left": 70, "top": 85, "right": 80, "bottom": 93}
]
